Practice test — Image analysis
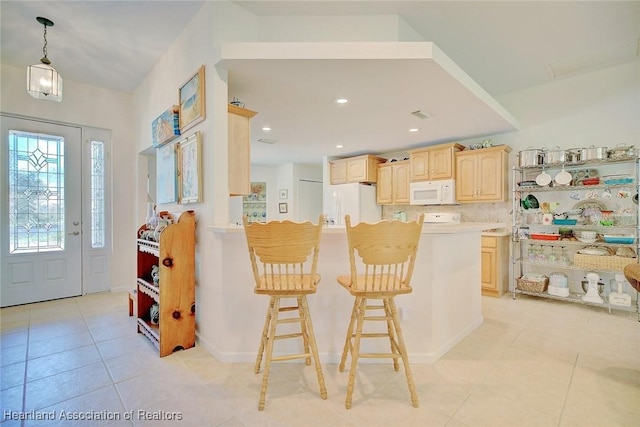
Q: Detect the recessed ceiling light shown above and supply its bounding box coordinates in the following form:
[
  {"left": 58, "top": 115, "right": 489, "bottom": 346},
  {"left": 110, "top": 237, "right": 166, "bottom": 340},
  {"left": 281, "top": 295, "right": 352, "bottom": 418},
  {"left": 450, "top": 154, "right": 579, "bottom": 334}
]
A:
[
  {"left": 336, "top": 144, "right": 344, "bottom": 149},
  {"left": 409, "top": 128, "right": 419, "bottom": 132},
  {"left": 262, "top": 126, "right": 271, "bottom": 132},
  {"left": 335, "top": 98, "right": 349, "bottom": 104}
]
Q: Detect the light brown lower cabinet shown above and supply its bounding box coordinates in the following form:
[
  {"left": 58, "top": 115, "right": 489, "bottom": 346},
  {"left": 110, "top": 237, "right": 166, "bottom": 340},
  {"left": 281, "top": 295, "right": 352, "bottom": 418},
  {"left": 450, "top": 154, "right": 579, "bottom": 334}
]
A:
[{"left": 481, "top": 234, "right": 509, "bottom": 297}]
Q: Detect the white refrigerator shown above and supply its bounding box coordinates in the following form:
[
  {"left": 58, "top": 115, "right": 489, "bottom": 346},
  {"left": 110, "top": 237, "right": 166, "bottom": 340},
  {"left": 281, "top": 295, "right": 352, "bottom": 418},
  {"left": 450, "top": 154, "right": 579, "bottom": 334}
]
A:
[{"left": 324, "top": 183, "right": 381, "bottom": 226}]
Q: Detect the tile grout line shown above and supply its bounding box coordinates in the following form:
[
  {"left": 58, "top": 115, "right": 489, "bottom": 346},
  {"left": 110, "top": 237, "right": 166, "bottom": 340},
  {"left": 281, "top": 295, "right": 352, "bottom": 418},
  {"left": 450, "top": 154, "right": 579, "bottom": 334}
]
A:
[
  {"left": 18, "top": 305, "right": 33, "bottom": 427},
  {"left": 77, "top": 298, "right": 132, "bottom": 418},
  {"left": 556, "top": 353, "right": 579, "bottom": 427},
  {"left": 79, "top": 298, "right": 138, "bottom": 426}
]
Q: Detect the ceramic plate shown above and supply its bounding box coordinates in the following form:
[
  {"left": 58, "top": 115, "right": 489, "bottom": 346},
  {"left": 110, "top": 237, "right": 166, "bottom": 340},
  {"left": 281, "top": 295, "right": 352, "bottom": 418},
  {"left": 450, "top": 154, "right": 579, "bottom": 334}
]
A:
[
  {"left": 555, "top": 170, "right": 572, "bottom": 185},
  {"left": 578, "top": 247, "right": 609, "bottom": 256},
  {"left": 535, "top": 171, "right": 552, "bottom": 186},
  {"left": 572, "top": 200, "right": 607, "bottom": 212}
]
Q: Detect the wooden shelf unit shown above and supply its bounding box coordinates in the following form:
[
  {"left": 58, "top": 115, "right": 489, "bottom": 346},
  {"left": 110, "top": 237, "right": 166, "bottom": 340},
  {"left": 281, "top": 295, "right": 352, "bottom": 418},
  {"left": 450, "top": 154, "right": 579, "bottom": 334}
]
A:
[{"left": 136, "top": 211, "right": 196, "bottom": 357}]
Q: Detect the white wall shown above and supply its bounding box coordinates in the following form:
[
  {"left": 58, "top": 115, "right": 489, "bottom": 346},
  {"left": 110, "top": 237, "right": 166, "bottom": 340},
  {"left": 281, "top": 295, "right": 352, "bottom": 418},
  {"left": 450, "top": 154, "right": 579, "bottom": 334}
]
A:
[
  {"left": 384, "top": 60, "right": 640, "bottom": 223},
  {"left": 244, "top": 163, "right": 323, "bottom": 223},
  {"left": 257, "top": 15, "right": 423, "bottom": 42},
  {"left": 0, "top": 63, "right": 136, "bottom": 290}
]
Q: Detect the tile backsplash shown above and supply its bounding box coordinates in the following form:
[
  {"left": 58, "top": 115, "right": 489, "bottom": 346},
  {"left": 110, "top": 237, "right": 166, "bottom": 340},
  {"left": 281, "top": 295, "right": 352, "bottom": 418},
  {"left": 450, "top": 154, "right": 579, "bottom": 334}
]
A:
[{"left": 382, "top": 201, "right": 512, "bottom": 224}]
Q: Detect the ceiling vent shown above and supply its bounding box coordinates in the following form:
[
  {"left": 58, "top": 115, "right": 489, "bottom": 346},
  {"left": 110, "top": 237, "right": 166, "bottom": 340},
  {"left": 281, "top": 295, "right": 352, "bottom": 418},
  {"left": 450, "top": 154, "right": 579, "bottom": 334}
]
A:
[
  {"left": 411, "top": 110, "right": 431, "bottom": 120},
  {"left": 257, "top": 138, "right": 277, "bottom": 144}
]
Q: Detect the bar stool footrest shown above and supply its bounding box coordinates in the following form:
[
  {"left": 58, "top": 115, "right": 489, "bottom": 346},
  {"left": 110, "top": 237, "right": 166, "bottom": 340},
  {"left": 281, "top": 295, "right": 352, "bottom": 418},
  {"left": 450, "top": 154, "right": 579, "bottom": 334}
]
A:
[{"left": 272, "top": 353, "right": 313, "bottom": 362}]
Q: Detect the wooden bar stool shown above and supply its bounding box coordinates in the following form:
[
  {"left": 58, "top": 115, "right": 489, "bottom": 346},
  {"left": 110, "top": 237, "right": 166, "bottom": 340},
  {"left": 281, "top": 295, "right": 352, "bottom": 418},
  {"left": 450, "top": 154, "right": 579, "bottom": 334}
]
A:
[
  {"left": 337, "top": 213, "right": 424, "bottom": 409},
  {"left": 243, "top": 215, "right": 327, "bottom": 410}
]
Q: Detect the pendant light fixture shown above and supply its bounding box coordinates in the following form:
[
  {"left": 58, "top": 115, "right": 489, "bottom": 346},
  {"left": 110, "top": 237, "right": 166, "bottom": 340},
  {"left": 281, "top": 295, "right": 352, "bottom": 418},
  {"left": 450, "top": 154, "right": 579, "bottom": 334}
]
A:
[{"left": 26, "top": 16, "right": 63, "bottom": 102}]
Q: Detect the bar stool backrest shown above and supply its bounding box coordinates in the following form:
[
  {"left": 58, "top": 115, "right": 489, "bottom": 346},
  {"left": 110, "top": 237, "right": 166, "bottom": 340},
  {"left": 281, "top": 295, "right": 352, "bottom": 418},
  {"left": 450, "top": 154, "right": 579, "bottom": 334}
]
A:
[
  {"left": 243, "top": 215, "right": 324, "bottom": 294},
  {"left": 345, "top": 214, "right": 424, "bottom": 293}
]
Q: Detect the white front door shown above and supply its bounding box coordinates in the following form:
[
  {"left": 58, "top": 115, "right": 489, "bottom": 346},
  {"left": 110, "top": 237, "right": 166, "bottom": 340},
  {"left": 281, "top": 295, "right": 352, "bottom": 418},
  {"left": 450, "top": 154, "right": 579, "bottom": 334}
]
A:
[{"left": 1, "top": 116, "right": 82, "bottom": 307}]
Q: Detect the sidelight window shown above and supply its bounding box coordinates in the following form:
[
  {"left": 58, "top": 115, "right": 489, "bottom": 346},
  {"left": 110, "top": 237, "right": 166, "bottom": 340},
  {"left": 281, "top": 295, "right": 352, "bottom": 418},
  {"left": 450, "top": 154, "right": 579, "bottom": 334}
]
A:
[{"left": 90, "top": 140, "right": 105, "bottom": 248}]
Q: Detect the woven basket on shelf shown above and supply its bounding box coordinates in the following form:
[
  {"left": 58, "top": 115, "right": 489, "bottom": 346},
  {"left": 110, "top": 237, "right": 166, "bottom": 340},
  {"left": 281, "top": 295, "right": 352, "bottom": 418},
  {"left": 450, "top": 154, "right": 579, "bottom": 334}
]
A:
[
  {"left": 516, "top": 276, "right": 549, "bottom": 293},
  {"left": 573, "top": 254, "right": 637, "bottom": 271}
]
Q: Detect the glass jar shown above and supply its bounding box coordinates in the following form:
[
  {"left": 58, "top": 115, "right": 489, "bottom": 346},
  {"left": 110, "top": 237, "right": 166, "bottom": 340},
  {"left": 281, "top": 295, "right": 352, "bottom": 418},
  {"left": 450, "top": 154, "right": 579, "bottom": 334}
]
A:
[{"left": 545, "top": 245, "right": 556, "bottom": 264}]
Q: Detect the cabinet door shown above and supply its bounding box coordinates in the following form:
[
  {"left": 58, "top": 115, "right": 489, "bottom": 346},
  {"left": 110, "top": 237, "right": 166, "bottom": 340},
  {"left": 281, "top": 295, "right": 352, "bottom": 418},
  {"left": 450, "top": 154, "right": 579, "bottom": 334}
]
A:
[
  {"left": 409, "top": 150, "right": 430, "bottom": 181},
  {"left": 376, "top": 164, "right": 393, "bottom": 204},
  {"left": 347, "top": 158, "right": 368, "bottom": 182},
  {"left": 455, "top": 154, "right": 477, "bottom": 201},
  {"left": 393, "top": 162, "right": 410, "bottom": 204},
  {"left": 429, "top": 147, "right": 454, "bottom": 180},
  {"left": 476, "top": 151, "right": 503, "bottom": 201},
  {"left": 330, "top": 160, "right": 347, "bottom": 184},
  {"left": 228, "top": 106, "right": 257, "bottom": 196},
  {"left": 481, "top": 246, "right": 497, "bottom": 291}
]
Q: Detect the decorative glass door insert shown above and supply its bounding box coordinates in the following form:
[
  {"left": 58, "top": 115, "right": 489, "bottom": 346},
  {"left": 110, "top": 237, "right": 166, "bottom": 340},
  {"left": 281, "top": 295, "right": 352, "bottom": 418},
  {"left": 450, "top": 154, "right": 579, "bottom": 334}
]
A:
[{"left": 8, "top": 130, "right": 65, "bottom": 253}]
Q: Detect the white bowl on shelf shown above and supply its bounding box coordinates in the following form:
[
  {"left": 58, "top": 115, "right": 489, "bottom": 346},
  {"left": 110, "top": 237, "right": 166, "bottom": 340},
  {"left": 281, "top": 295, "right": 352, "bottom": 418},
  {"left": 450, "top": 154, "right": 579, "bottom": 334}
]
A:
[{"left": 577, "top": 237, "right": 597, "bottom": 244}]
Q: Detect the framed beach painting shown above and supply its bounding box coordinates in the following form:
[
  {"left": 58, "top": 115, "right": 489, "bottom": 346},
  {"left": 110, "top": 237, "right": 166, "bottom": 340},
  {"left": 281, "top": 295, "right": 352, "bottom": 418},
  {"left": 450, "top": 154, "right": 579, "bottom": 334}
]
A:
[
  {"left": 178, "top": 131, "right": 202, "bottom": 204},
  {"left": 178, "top": 65, "right": 206, "bottom": 132},
  {"left": 156, "top": 142, "right": 177, "bottom": 204},
  {"left": 151, "top": 105, "right": 180, "bottom": 147}
]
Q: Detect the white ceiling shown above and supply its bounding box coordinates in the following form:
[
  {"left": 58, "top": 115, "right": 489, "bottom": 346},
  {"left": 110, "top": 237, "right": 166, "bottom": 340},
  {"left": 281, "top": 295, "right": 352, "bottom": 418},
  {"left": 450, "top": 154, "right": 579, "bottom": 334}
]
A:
[{"left": 1, "top": 1, "right": 638, "bottom": 165}]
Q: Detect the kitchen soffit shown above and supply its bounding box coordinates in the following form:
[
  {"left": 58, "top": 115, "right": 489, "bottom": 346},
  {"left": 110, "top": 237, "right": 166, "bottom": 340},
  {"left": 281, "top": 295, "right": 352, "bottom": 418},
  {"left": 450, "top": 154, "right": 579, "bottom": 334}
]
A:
[{"left": 215, "top": 42, "right": 520, "bottom": 166}]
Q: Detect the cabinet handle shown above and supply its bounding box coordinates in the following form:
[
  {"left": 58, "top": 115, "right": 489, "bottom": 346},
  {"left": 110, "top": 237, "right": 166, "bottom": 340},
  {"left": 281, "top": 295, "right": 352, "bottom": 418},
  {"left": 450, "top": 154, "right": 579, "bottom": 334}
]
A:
[
  {"left": 172, "top": 310, "right": 181, "bottom": 319},
  {"left": 191, "top": 303, "right": 196, "bottom": 314},
  {"left": 162, "top": 258, "right": 173, "bottom": 267}
]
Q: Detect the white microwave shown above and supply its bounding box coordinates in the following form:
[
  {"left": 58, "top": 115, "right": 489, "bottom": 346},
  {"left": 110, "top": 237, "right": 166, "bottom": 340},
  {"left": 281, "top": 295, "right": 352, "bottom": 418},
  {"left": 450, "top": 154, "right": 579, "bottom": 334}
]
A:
[{"left": 409, "top": 179, "right": 456, "bottom": 205}]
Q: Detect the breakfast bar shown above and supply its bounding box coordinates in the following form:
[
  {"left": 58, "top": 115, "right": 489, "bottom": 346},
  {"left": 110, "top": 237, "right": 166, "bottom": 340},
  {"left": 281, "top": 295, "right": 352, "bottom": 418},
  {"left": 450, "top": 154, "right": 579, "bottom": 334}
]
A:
[{"left": 203, "top": 222, "right": 503, "bottom": 364}]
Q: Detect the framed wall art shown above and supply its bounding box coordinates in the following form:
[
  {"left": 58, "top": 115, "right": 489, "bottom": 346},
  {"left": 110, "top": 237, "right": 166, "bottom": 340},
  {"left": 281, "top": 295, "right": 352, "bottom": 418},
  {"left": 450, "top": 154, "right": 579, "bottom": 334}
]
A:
[
  {"left": 178, "top": 65, "right": 206, "bottom": 132},
  {"left": 156, "top": 142, "right": 177, "bottom": 204},
  {"left": 151, "top": 105, "right": 180, "bottom": 147},
  {"left": 178, "top": 131, "right": 202, "bottom": 204}
]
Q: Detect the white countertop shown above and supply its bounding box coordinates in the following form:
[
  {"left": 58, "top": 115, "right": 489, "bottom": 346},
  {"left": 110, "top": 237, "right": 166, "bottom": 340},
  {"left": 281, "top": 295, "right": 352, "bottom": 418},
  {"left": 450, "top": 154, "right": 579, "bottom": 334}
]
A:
[
  {"left": 210, "top": 222, "right": 506, "bottom": 235},
  {"left": 481, "top": 228, "right": 511, "bottom": 237}
]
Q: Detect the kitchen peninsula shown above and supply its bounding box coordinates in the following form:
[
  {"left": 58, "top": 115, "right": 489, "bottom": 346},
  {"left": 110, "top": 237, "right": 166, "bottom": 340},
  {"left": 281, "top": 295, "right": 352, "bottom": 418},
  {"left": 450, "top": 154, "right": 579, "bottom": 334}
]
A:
[{"left": 205, "top": 221, "right": 503, "bottom": 363}]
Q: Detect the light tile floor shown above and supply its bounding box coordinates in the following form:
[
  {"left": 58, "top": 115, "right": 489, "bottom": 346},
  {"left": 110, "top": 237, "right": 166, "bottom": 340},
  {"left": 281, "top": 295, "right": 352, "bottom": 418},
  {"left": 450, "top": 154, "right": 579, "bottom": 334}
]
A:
[{"left": 1, "top": 292, "right": 639, "bottom": 427}]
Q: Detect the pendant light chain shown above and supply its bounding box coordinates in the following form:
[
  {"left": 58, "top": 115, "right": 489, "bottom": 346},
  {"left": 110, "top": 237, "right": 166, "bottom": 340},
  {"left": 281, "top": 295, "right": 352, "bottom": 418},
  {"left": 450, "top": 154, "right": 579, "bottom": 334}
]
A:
[
  {"left": 40, "top": 20, "right": 51, "bottom": 65},
  {"left": 42, "top": 24, "right": 48, "bottom": 59}
]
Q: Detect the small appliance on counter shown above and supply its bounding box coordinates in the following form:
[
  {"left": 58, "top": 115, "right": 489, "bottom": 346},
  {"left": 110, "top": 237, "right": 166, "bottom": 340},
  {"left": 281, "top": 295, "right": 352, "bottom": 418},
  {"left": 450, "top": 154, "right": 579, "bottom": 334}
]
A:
[
  {"left": 548, "top": 272, "right": 569, "bottom": 297},
  {"left": 609, "top": 273, "right": 631, "bottom": 307},
  {"left": 423, "top": 212, "right": 462, "bottom": 223},
  {"left": 582, "top": 271, "right": 604, "bottom": 304}
]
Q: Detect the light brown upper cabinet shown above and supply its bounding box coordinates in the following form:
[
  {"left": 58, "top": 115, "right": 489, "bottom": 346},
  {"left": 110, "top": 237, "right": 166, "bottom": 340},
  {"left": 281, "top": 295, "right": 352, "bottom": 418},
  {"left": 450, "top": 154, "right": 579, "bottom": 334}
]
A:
[
  {"left": 455, "top": 145, "right": 511, "bottom": 202},
  {"left": 409, "top": 142, "right": 464, "bottom": 181},
  {"left": 330, "top": 155, "right": 385, "bottom": 184},
  {"left": 376, "top": 160, "right": 410, "bottom": 205},
  {"left": 228, "top": 105, "right": 257, "bottom": 196}
]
